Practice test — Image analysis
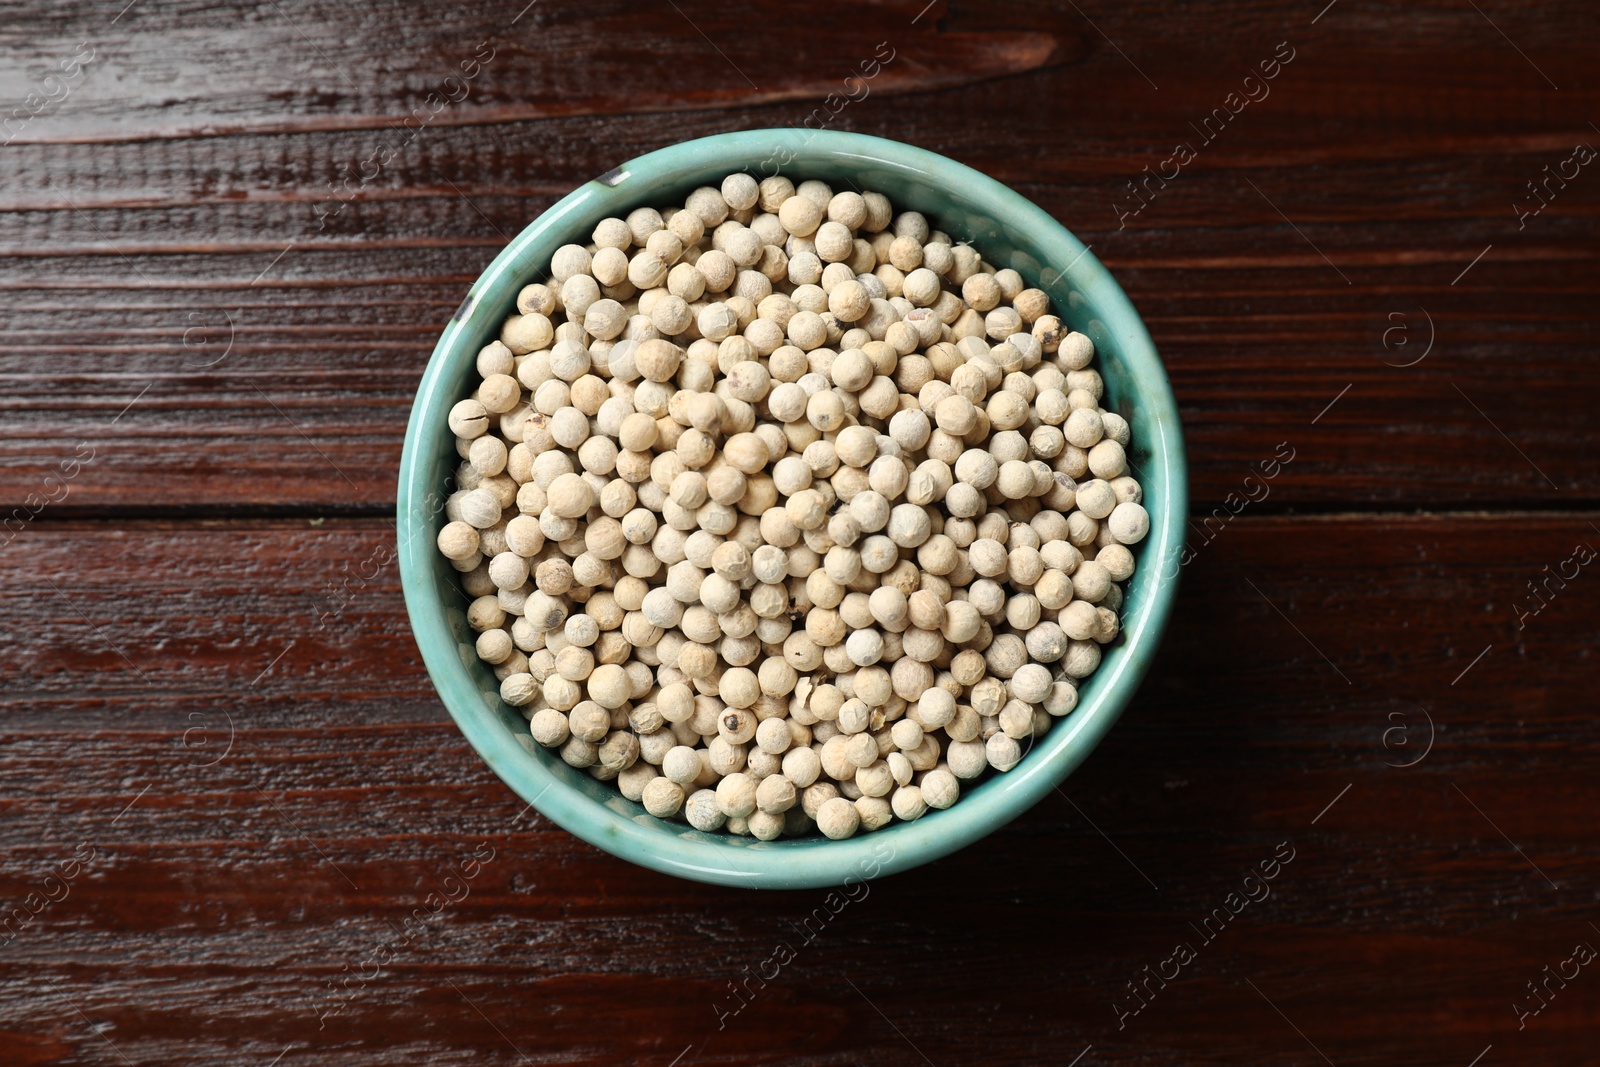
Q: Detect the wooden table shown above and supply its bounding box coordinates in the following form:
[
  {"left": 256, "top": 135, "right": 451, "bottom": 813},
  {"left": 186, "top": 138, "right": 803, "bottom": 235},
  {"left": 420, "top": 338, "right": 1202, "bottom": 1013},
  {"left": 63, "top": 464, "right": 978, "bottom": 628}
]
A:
[{"left": 4, "top": 2, "right": 1596, "bottom": 1063}]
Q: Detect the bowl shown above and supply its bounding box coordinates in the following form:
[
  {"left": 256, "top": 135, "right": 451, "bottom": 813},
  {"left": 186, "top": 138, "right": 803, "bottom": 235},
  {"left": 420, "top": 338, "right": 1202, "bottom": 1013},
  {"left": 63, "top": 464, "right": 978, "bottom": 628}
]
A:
[{"left": 398, "top": 129, "right": 1186, "bottom": 889}]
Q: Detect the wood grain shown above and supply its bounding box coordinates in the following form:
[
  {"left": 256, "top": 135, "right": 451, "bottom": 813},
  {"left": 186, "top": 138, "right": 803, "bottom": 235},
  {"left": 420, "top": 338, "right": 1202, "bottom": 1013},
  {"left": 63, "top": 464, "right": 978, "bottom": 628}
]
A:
[
  {"left": 2, "top": 515, "right": 1597, "bottom": 1064},
  {"left": 1, "top": 1, "right": 1596, "bottom": 511},
  {"left": 0, "top": 1, "right": 1075, "bottom": 143},
  {"left": 4, "top": 0, "right": 1597, "bottom": 1063}
]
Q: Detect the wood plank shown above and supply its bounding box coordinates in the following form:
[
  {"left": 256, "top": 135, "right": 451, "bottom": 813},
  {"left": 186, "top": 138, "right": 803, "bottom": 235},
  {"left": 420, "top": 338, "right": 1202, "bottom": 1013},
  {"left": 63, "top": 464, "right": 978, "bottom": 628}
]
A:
[
  {"left": 5, "top": 1, "right": 1595, "bottom": 1064},
  {"left": 4, "top": 513, "right": 1596, "bottom": 731},
  {"left": 1, "top": 0, "right": 1590, "bottom": 146},
  {"left": 3, "top": 0, "right": 1596, "bottom": 512},
  {"left": 2, "top": 513, "right": 1596, "bottom": 1063},
  {"left": 1, "top": 241, "right": 1592, "bottom": 512},
  {"left": 0, "top": 0, "right": 1069, "bottom": 143}
]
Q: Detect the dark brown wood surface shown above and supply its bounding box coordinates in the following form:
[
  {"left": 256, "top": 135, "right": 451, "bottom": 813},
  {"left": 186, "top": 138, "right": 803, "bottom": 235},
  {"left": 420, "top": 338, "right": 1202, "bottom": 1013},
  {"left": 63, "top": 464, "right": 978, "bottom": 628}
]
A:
[{"left": 2, "top": 1, "right": 1596, "bottom": 1064}]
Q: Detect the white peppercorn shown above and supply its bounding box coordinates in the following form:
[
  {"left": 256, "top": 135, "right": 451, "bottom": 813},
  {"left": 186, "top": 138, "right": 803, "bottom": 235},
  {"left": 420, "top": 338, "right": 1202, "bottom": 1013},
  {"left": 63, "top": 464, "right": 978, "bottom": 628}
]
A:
[
  {"left": 685, "top": 788, "right": 727, "bottom": 832},
  {"left": 855, "top": 795, "right": 892, "bottom": 831},
  {"left": 921, "top": 768, "right": 960, "bottom": 809},
  {"left": 944, "top": 739, "right": 985, "bottom": 779},
  {"left": 1063, "top": 639, "right": 1102, "bottom": 678},
  {"left": 755, "top": 773, "right": 797, "bottom": 814},
  {"left": 816, "top": 796, "right": 860, "bottom": 839},
  {"left": 443, "top": 172, "right": 1147, "bottom": 839},
  {"left": 985, "top": 729, "right": 1024, "bottom": 771},
  {"left": 642, "top": 777, "right": 684, "bottom": 818},
  {"left": 1107, "top": 501, "right": 1149, "bottom": 545}
]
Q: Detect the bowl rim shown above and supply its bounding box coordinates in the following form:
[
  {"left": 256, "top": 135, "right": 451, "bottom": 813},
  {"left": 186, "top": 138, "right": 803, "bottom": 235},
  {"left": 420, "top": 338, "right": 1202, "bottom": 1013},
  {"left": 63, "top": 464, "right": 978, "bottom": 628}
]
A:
[{"left": 398, "top": 128, "right": 1187, "bottom": 889}]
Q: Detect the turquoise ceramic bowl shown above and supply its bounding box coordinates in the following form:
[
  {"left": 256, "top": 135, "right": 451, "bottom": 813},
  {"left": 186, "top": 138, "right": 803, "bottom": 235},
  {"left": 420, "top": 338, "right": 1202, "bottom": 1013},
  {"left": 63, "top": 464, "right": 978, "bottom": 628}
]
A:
[{"left": 399, "top": 129, "right": 1186, "bottom": 889}]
